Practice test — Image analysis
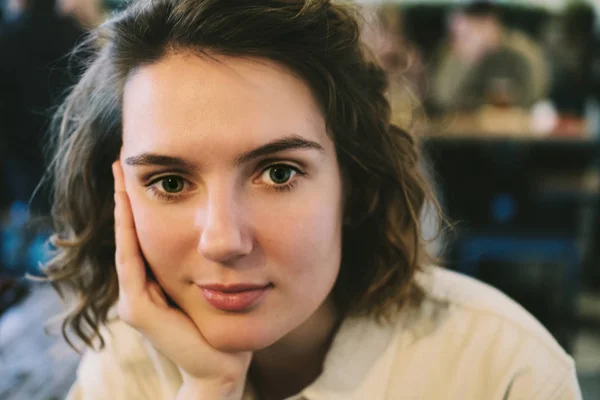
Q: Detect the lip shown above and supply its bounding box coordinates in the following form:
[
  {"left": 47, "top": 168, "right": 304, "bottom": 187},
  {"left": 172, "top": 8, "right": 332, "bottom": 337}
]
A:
[{"left": 199, "top": 283, "right": 272, "bottom": 312}]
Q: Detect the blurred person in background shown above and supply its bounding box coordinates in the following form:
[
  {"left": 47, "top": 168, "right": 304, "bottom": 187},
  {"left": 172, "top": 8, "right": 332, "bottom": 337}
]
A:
[
  {"left": 361, "top": 4, "right": 427, "bottom": 131},
  {"left": 430, "top": 1, "right": 549, "bottom": 115},
  {"left": 57, "top": 0, "right": 105, "bottom": 29},
  {"left": 0, "top": 0, "right": 102, "bottom": 315},
  {"left": 2, "top": 0, "right": 27, "bottom": 23},
  {"left": 547, "top": 2, "right": 600, "bottom": 122}
]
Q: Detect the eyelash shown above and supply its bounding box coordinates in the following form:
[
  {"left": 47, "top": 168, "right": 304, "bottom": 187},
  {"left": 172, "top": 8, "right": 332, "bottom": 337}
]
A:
[
  {"left": 145, "top": 163, "right": 306, "bottom": 201},
  {"left": 146, "top": 179, "right": 184, "bottom": 202}
]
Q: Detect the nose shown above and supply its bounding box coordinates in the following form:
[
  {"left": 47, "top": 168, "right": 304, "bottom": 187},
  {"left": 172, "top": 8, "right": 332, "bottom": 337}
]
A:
[{"left": 197, "top": 189, "right": 252, "bottom": 264}]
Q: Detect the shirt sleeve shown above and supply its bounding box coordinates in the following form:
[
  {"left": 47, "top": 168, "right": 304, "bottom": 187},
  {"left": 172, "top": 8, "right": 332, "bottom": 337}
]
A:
[
  {"left": 533, "top": 367, "right": 582, "bottom": 400},
  {"left": 65, "top": 348, "right": 132, "bottom": 400},
  {"left": 504, "top": 364, "right": 582, "bottom": 400},
  {"left": 65, "top": 322, "right": 183, "bottom": 400}
]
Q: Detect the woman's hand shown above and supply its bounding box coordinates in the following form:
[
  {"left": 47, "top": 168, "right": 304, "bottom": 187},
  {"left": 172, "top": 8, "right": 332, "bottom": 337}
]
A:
[{"left": 112, "top": 160, "right": 252, "bottom": 400}]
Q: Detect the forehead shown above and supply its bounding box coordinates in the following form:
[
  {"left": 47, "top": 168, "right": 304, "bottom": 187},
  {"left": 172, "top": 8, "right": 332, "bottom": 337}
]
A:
[{"left": 121, "top": 53, "right": 330, "bottom": 159}]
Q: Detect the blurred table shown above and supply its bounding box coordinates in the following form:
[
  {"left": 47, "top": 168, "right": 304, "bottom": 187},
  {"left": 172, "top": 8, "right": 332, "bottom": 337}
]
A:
[
  {"left": 421, "top": 134, "right": 600, "bottom": 227},
  {"left": 427, "top": 108, "right": 592, "bottom": 139}
]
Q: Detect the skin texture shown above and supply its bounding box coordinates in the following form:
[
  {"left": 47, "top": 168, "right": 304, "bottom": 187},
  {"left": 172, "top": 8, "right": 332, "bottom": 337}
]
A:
[{"left": 120, "top": 52, "right": 344, "bottom": 355}]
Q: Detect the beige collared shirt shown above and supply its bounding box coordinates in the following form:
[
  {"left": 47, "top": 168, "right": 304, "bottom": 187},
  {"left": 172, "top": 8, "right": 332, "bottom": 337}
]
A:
[{"left": 67, "top": 267, "right": 581, "bottom": 399}]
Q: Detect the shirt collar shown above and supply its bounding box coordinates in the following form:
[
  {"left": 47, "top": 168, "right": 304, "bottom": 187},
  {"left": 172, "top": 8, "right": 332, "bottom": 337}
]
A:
[{"left": 296, "top": 315, "right": 401, "bottom": 400}]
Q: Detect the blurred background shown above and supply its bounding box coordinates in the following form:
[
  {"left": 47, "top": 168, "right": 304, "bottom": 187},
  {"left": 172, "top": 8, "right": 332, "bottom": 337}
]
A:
[{"left": 1, "top": 0, "right": 600, "bottom": 398}]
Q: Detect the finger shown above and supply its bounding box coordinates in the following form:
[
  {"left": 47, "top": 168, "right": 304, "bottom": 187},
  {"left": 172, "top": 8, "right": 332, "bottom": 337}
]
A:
[
  {"left": 113, "top": 160, "right": 146, "bottom": 295},
  {"left": 113, "top": 159, "right": 126, "bottom": 192}
]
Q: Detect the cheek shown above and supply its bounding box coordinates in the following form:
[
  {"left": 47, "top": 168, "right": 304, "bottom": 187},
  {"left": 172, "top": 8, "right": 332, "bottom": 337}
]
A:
[
  {"left": 257, "top": 187, "right": 344, "bottom": 286},
  {"left": 128, "top": 194, "right": 197, "bottom": 276}
]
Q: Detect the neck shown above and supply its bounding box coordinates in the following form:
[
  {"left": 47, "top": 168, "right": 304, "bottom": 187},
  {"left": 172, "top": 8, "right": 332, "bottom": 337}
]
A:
[{"left": 249, "top": 298, "right": 340, "bottom": 400}]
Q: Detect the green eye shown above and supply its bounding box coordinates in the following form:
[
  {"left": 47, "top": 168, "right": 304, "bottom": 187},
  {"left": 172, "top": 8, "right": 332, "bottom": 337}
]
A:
[
  {"left": 269, "top": 166, "right": 294, "bottom": 184},
  {"left": 161, "top": 176, "right": 185, "bottom": 193}
]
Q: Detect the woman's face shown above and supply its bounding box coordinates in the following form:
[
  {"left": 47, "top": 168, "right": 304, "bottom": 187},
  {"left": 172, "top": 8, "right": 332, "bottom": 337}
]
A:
[{"left": 121, "top": 52, "right": 344, "bottom": 352}]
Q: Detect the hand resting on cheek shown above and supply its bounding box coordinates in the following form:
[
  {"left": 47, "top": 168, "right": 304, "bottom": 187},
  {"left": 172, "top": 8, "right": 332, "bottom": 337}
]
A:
[{"left": 112, "top": 160, "right": 252, "bottom": 400}]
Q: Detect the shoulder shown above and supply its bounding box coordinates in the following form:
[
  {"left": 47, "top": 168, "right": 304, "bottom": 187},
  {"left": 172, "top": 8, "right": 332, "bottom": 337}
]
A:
[
  {"left": 68, "top": 320, "right": 182, "bottom": 400},
  {"left": 416, "top": 266, "right": 567, "bottom": 354},
  {"left": 307, "top": 268, "right": 581, "bottom": 399},
  {"left": 384, "top": 266, "right": 581, "bottom": 399}
]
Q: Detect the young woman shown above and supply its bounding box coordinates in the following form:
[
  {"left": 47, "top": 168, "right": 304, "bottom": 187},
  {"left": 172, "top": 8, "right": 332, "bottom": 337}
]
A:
[{"left": 45, "top": 1, "right": 581, "bottom": 399}]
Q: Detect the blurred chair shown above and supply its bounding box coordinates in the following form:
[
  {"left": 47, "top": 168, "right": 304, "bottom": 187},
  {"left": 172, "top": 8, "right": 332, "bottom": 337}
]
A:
[
  {"left": 456, "top": 202, "right": 581, "bottom": 352},
  {"left": 424, "top": 136, "right": 600, "bottom": 352}
]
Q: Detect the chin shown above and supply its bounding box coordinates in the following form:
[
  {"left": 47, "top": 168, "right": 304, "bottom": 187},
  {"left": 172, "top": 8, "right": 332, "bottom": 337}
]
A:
[{"left": 194, "top": 316, "right": 283, "bottom": 352}]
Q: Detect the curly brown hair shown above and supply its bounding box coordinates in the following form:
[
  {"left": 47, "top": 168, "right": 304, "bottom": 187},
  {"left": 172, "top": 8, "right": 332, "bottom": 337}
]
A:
[{"left": 45, "top": 0, "right": 441, "bottom": 350}]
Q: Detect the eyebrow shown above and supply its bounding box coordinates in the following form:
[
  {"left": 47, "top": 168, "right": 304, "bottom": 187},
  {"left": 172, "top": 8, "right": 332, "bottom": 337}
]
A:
[
  {"left": 234, "top": 134, "right": 324, "bottom": 165},
  {"left": 123, "top": 134, "right": 324, "bottom": 168},
  {"left": 124, "top": 153, "right": 194, "bottom": 169}
]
